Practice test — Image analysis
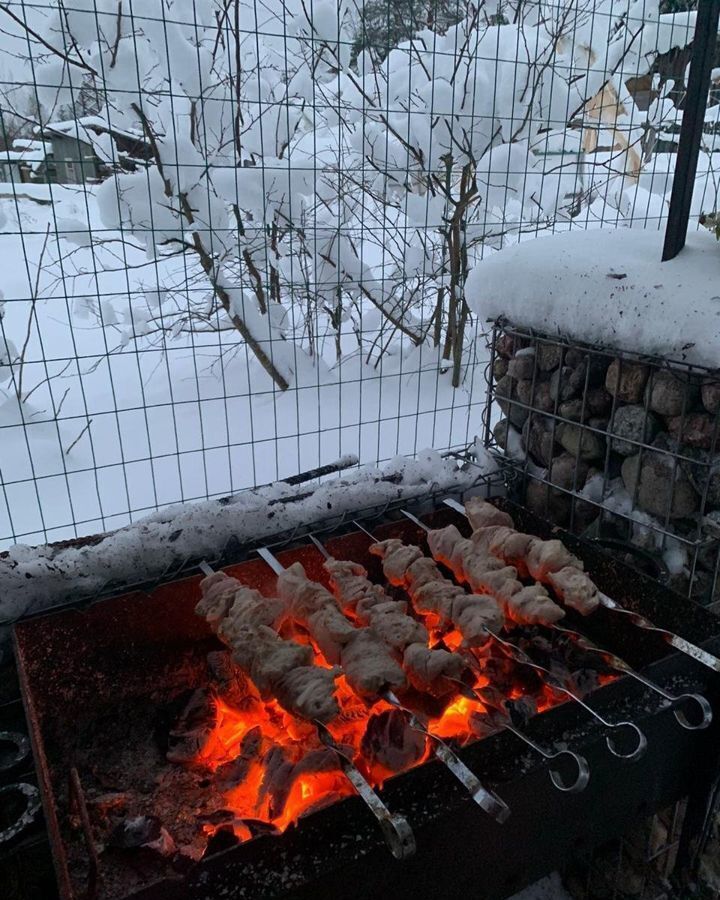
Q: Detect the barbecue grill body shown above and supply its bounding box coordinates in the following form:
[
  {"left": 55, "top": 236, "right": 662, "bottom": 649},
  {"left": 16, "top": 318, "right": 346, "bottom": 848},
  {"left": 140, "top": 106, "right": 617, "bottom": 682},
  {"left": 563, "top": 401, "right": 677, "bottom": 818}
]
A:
[{"left": 13, "top": 501, "right": 720, "bottom": 900}]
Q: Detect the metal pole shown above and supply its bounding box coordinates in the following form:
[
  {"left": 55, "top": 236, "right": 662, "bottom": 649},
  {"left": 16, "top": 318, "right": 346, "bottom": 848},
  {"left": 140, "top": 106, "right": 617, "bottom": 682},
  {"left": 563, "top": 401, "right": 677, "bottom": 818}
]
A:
[{"left": 662, "top": 0, "right": 720, "bottom": 261}]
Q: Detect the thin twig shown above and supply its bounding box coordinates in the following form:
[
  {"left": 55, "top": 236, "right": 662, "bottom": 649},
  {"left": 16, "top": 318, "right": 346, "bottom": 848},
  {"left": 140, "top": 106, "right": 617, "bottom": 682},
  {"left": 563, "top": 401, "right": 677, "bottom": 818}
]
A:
[{"left": 65, "top": 419, "right": 93, "bottom": 456}]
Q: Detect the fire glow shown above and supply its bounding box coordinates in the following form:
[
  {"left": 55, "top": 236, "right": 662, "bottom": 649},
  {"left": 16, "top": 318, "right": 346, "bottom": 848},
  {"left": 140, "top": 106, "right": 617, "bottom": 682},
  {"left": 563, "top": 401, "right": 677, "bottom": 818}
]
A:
[{"left": 188, "top": 636, "right": 578, "bottom": 845}]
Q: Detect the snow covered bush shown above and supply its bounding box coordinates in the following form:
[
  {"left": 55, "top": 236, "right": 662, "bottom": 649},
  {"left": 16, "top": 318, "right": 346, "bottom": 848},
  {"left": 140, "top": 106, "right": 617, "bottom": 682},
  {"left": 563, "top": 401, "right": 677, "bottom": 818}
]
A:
[{"left": 9, "top": 0, "right": 705, "bottom": 393}]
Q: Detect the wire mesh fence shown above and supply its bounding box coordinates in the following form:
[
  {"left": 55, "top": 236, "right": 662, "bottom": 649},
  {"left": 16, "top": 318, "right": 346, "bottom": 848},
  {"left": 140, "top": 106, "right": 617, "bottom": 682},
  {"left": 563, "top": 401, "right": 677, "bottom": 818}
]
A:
[
  {"left": 0, "top": 0, "right": 717, "bottom": 548},
  {"left": 484, "top": 321, "right": 720, "bottom": 609}
]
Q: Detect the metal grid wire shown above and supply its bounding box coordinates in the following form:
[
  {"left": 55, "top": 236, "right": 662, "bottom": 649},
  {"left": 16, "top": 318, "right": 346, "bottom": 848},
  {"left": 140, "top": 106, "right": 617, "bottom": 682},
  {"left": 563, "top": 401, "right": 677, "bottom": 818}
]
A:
[
  {"left": 562, "top": 800, "right": 689, "bottom": 900},
  {"left": 0, "top": 0, "right": 717, "bottom": 548},
  {"left": 483, "top": 322, "right": 720, "bottom": 607}
]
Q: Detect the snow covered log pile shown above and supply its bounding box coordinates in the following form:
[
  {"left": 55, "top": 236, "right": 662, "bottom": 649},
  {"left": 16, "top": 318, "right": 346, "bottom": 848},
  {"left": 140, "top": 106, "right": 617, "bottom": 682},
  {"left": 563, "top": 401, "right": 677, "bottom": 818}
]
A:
[{"left": 491, "top": 332, "right": 720, "bottom": 603}]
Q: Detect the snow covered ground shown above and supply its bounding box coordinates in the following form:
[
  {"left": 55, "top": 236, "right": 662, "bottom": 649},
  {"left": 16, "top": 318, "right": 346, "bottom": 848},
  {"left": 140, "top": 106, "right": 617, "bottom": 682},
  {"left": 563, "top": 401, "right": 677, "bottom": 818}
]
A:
[
  {"left": 2, "top": 147, "right": 718, "bottom": 551},
  {"left": 509, "top": 873, "right": 574, "bottom": 900},
  {"left": 0, "top": 185, "right": 487, "bottom": 548}
]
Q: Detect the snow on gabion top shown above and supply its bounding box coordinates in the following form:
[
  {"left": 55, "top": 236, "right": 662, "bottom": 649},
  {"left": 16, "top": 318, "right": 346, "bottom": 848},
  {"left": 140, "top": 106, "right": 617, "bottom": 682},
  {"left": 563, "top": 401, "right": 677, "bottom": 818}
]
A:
[{"left": 467, "top": 229, "right": 720, "bottom": 369}]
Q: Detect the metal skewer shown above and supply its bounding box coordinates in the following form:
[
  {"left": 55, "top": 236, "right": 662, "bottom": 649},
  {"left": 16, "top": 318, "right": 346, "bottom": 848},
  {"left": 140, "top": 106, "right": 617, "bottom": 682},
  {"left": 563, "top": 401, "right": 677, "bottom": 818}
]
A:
[
  {"left": 199, "top": 558, "right": 416, "bottom": 858},
  {"left": 551, "top": 625, "right": 712, "bottom": 731},
  {"left": 443, "top": 497, "right": 720, "bottom": 675},
  {"left": 305, "top": 535, "right": 511, "bottom": 819},
  {"left": 348, "top": 523, "right": 593, "bottom": 787},
  {"left": 447, "top": 675, "right": 590, "bottom": 794},
  {"left": 391, "top": 512, "right": 647, "bottom": 761},
  {"left": 439, "top": 500, "right": 713, "bottom": 730}
]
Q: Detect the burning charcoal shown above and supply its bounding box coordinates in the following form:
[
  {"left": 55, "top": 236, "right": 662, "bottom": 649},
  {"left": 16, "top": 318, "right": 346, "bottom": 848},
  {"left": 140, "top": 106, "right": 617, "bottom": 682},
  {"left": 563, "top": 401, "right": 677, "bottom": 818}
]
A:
[
  {"left": 197, "top": 809, "right": 236, "bottom": 826},
  {"left": 243, "top": 818, "right": 282, "bottom": 837},
  {"left": 361, "top": 708, "right": 426, "bottom": 773},
  {"left": 469, "top": 708, "right": 505, "bottom": 739},
  {"left": 215, "top": 726, "right": 263, "bottom": 790},
  {"left": 571, "top": 669, "right": 601, "bottom": 696},
  {"left": 108, "top": 815, "right": 176, "bottom": 857},
  {"left": 166, "top": 688, "right": 216, "bottom": 764},
  {"left": 207, "top": 650, "right": 254, "bottom": 709},
  {"left": 204, "top": 825, "right": 241, "bottom": 856},
  {"left": 292, "top": 747, "right": 343, "bottom": 779},
  {"left": 506, "top": 697, "right": 537, "bottom": 728},
  {"left": 258, "top": 746, "right": 295, "bottom": 819}
]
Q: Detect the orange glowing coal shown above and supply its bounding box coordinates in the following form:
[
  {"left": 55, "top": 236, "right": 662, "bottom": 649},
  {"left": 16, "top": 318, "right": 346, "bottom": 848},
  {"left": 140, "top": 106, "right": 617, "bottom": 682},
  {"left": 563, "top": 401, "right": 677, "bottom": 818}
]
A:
[{"left": 188, "top": 632, "right": 588, "bottom": 846}]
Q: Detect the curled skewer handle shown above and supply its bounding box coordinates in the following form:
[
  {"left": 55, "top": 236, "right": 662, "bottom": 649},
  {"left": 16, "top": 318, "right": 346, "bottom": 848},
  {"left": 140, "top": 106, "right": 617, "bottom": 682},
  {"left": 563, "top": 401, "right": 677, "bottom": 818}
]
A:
[
  {"left": 552, "top": 624, "right": 714, "bottom": 733},
  {"left": 488, "top": 634, "right": 648, "bottom": 761},
  {"left": 603, "top": 722, "right": 649, "bottom": 760},
  {"left": 620, "top": 667, "right": 713, "bottom": 730},
  {"left": 671, "top": 693, "right": 714, "bottom": 730},
  {"left": 503, "top": 724, "right": 590, "bottom": 794},
  {"left": 555, "top": 687, "right": 647, "bottom": 761},
  {"left": 315, "top": 721, "right": 416, "bottom": 859}
]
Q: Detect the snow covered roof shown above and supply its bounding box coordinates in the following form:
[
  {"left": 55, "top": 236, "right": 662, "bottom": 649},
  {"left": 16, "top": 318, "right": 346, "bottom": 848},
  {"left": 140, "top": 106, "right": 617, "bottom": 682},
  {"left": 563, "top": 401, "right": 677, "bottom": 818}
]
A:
[
  {"left": 41, "top": 115, "right": 144, "bottom": 143},
  {"left": 467, "top": 228, "right": 720, "bottom": 370},
  {"left": 0, "top": 139, "right": 50, "bottom": 171}
]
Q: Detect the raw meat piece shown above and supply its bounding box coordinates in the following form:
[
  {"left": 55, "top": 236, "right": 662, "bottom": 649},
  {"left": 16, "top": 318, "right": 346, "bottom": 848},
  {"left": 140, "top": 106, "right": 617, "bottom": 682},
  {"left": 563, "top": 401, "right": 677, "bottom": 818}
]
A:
[
  {"left": 547, "top": 567, "right": 600, "bottom": 615},
  {"left": 526, "top": 539, "right": 583, "bottom": 579},
  {"left": 196, "top": 572, "right": 340, "bottom": 723},
  {"left": 464, "top": 498, "right": 515, "bottom": 530},
  {"left": 340, "top": 629, "right": 406, "bottom": 699},
  {"left": 368, "top": 539, "right": 423, "bottom": 585}
]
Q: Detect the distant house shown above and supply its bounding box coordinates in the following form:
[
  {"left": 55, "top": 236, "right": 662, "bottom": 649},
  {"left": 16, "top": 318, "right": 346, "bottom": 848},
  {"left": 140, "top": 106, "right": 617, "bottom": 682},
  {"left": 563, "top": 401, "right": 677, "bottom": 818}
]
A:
[
  {"left": 0, "top": 139, "right": 53, "bottom": 184},
  {"left": 37, "top": 116, "right": 152, "bottom": 184}
]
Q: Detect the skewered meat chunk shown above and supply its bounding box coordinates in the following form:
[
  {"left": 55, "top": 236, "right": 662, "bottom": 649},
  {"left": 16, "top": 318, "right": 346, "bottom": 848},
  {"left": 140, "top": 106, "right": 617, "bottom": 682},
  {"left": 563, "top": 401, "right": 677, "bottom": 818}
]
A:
[
  {"left": 340, "top": 629, "right": 406, "bottom": 699},
  {"left": 196, "top": 573, "right": 340, "bottom": 723},
  {"left": 465, "top": 497, "right": 515, "bottom": 530},
  {"left": 273, "top": 666, "right": 342, "bottom": 724},
  {"left": 462, "top": 499, "right": 597, "bottom": 614},
  {"left": 370, "top": 537, "right": 505, "bottom": 644},
  {"left": 213, "top": 583, "right": 285, "bottom": 638},
  {"left": 306, "top": 605, "right": 358, "bottom": 665},
  {"left": 323, "top": 559, "right": 388, "bottom": 617},
  {"left": 277, "top": 562, "right": 338, "bottom": 617},
  {"left": 501, "top": 583, "right": 565, "bottom": 626},
  {"left": 405, "top": 557, "right": 446, "bottom": 590},
  {"left": 370, "top": 539, "right": 424, "bottom": 585},
  {"left": 464, "top": 499, "right": 584, "bottom": 578},
  {"left": 425, "top": 525, "right": 565, "bottom": 627},
  {"left": 324, "top": 557, "right": 464, "bottom": 692},
  {"left": 196, "top": 572, "right": 243, "bottom": 629},
  {"left": 546, "top": 567, "right": 599, "bottom": 615},
  {"left": 451, "top": 593, "right": 505, "bottom": 640},
  {"left": 525, "top": 539, "right": 583, "bottom": 580},
  {"left": 364, "top": 601, "right": 428, "bottom": 650},
  {"left": 226, "top": 624, "right": 311, "bottom": 694},
  {"left": 402, "top": 644, "right": 465, "bottom": 690},
  {"left": 471, "top": 526, "right": 535, "bottom": 575},
  {"left": 277, "top": 562, "right": 407, "bottom": 699}
]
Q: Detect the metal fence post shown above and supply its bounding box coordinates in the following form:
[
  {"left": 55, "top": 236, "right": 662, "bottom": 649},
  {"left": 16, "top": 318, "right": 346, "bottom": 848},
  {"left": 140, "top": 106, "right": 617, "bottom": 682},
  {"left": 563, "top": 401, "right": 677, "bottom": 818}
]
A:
[{"left": 662, "top": 0, "right": 720, "bottom": 261}]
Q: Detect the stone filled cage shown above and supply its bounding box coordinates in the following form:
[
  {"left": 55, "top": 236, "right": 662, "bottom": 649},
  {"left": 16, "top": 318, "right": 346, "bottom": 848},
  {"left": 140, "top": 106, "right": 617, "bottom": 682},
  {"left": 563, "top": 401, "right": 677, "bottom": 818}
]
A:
[{"left": 482, "top": 322, "right": 720, "bottom": 612}]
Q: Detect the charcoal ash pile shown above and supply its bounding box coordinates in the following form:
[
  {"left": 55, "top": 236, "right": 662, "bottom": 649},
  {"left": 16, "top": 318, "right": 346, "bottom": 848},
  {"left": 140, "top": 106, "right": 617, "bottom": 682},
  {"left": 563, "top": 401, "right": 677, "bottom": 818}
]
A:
[{"left": 489, "top": 328, "right": 720, "bottom": 606}]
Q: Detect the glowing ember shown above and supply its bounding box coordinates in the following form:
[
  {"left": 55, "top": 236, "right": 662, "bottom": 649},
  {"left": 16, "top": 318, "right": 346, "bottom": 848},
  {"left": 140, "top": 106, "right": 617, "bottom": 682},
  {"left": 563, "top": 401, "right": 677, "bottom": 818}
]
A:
[{"left": 186, "top": 635, "right": 595, "bottom": 847}]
